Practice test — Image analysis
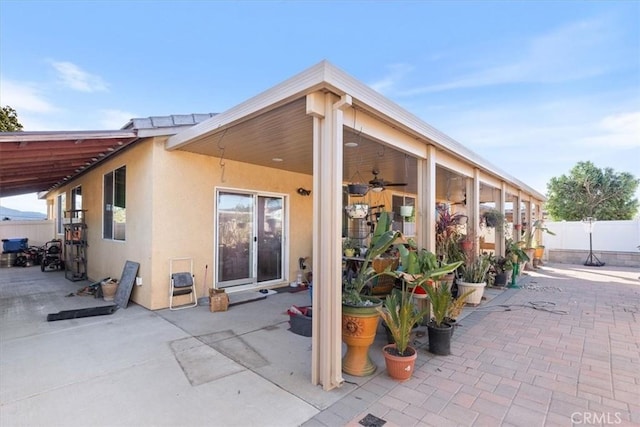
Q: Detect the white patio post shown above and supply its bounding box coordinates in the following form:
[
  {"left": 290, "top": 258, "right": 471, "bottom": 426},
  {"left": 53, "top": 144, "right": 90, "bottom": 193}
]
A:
[
  {"left": 307, "top": 91, "right": 351, "bottom": 390},
  {"left": 418, "top": 147, "right": 437, "bottom": 252},
  {"left": 496, "top": 182, "right": 506, "bottom": 256},
  {"left": 465, "top": 169, "right": 481, "bottom": 256}
]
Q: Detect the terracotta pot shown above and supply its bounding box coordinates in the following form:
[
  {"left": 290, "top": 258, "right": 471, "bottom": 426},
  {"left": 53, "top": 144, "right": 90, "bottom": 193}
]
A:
[
  {"left": 382, "top": 344, "right": 417, "bottom": 381},
  {"left": 342, "top": 297, "right": 382, "bottom": 376},
  {"left": 461, "top": 240, "right": 473, "bottom": 251}
]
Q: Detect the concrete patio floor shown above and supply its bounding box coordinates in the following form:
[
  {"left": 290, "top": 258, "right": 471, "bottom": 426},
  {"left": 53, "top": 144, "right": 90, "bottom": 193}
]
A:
[{"left": 1, "top": 263, "right": 638, "bottom": 426}]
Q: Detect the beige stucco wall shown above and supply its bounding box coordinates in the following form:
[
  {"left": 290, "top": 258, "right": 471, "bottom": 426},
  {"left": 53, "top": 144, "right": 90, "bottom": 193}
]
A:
[
  {"left": 47, "top": 137, "right": 313, "bottom": 310},
  {"left": 47, "top": 139, "right": 155, "bottom": 306}
]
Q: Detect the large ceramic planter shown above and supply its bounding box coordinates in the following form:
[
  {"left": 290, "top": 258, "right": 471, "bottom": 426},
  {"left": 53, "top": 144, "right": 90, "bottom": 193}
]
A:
[
  {"left": 342, "top": 297, "right": 382, "bottom": 376},
  {"left": 427, "top": 322, "right": 453, "bottom": 355},
  {"left": 457, "top": 280, "right": 486, "bottom": 306},
  {"left": 382, "top": 344, "right": 417, "bottom": 381}
]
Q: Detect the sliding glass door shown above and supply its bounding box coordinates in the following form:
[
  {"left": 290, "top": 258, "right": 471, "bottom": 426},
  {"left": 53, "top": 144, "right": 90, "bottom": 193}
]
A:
[{"left": 216, "top": 190, "right": 285, "bottom": 289}]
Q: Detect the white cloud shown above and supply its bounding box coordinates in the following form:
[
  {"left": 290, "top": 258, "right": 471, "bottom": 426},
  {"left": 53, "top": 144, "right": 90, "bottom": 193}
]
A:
[
  {"left": 369, "top": 63, "right": 414, "bottom": 94},
  {"left": 0, "top": 78, "right": 57, "bottom": 113},
  {"left": 379, "top": 17, "right": 619, "bottom": 96},
  {"left": 100, "top": 109, "right": 136, "bottom": 129},
  {"left": 583, "top": 111, "right": 640, "bottom": 148},
  {"left": 50, "top": 61, "right": 108, "bottom": 92}
]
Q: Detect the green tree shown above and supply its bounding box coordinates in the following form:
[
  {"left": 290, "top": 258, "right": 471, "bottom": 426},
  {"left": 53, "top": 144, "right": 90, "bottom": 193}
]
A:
[
  {"left": 0, "top": 106, "right": 23, "bottom": 131},
  {"left": 546, "top": 161, "right": 639, "bottom": 221}
]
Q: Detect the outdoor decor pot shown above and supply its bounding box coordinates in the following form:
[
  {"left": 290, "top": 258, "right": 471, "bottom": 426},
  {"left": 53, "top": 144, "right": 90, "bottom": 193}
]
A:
[
  {"left": 400, "top": 205, "right": 413, "bottom": 217},
  {"left": 347, "top": 184, "right": 369, "bottom": 196},
  {"left": 493, "top": 272, "right": 510, "bottom": 287},
  {"left": 345, "top": 203, "right": 369, "bottom": 219},
  {"left": 342, "top": 298, "right": 382, "bottom": 376},
  {"left": 427, "top": 322, "right": 453, "bottom": 355},
  {"left": 382, "top": 344, "right": 417, "bottom": 381},
  {"left": 456, "top": 280, "right": 486, "bottom": 306}
]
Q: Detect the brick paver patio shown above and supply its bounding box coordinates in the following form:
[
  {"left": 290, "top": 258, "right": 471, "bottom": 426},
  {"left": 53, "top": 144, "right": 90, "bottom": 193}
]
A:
[{"left": 305, "top": 264, "right": 640, "bottom": 427}]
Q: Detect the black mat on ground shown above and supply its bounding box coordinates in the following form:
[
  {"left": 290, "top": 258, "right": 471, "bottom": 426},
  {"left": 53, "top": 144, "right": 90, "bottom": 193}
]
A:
[
  {"left": 276, "top": 285, "right": 309, "bottom": 293},
  {"left": 47, "top": 305, "right": 117, "bottom": 321}
]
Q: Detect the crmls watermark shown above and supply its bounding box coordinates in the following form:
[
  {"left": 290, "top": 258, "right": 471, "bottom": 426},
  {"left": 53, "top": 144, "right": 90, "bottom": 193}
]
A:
[{"left": 571, "top": 412, "right": 622, "bottom": 425}]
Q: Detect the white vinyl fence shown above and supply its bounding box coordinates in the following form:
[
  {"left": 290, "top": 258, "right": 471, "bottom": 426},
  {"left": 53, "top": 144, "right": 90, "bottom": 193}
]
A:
[
  {"left": 543, "top": 220, "right": 640, "bottom": 267},
  {"left": 0, "top": 220, "right": 56, "bottom": 249}
]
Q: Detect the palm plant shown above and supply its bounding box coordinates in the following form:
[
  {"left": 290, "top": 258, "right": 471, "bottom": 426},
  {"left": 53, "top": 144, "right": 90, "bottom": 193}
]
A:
[
  {"left": 422, "top": 281, "right": 452, "bottom": 327},
  {"left": 460, "top": 254, "right": 492, "bottom": 283},
  {"left": 378, "top": 243, "right": 462, "bottom": 354}
]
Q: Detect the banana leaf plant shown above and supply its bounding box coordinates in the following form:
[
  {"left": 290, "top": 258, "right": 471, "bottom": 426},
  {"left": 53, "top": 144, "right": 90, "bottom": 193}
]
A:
[
  {"left": 377, "top": 243, "right": 462, "bottom": 354},
  {"left": 342, "top": 211, "right": 400, "bottom": 306}
]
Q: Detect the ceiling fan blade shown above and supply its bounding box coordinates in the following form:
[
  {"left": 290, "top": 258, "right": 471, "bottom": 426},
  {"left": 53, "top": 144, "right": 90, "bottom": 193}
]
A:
[{"left": 384, "top": 182, "right": 407, "bottom": 187}]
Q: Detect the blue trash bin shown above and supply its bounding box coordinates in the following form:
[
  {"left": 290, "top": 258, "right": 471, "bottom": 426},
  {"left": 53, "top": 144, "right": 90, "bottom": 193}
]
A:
[{"left": 2, "top": 238, "right": 28, "bottom": 253}]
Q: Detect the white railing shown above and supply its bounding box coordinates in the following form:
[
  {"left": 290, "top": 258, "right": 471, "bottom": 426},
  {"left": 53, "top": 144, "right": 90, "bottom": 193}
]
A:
[{"left": 0, "top": 220, "right": 56, "bottom": 248}]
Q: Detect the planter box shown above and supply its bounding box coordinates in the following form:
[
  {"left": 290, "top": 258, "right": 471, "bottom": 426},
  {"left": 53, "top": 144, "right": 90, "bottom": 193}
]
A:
[
  {"left": 289, "top": 306, "right": 312, "bottom": 337},
  {"left": 457, "top": 281, "right": 486, "bottom": 306}
]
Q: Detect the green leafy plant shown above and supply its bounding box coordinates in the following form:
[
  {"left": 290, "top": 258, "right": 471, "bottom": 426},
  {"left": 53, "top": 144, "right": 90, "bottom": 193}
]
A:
[
  {"left": 523, "top": 219, "right": 555, "bottom": 249},
  {"left": 446, "top": 288, "right": 477, "bottom": 320},
  {"left": 492, "top": 255, "right": 513, "bottom": 274},
  {"left": 377, "top": 286, "right": 426, "bottom": 356},
  {"left": 378, "top": 244, "right": 462, "bottom": 352},
  {"left": 343, "top": 212, "right": 400, "bottom": 306},
  {"left": 460, "top": 254, "right": 492, "bottom": 283},
  {"left": 435, "top": 206, "right": 466, "bottom": 264},
  {"left": 482, "top": 208, "right": 506, "bottom": 229},
  {"left": 422, "top": 281, "right": 452, "bottom": 327},
  {"left": 505, "top": 238, "right": 530, "bottom": 264}
]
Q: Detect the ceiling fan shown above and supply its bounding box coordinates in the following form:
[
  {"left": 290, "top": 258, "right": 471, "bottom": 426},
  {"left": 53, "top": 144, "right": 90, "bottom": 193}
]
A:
[{"left": 368, "top": 169, "right": 407, "bottom": 192}]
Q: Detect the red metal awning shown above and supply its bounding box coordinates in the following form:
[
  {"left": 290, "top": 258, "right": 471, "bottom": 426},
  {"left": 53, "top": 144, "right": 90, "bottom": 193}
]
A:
[{"left": 0, "top": 130, "right": 138, "bottom": 198}]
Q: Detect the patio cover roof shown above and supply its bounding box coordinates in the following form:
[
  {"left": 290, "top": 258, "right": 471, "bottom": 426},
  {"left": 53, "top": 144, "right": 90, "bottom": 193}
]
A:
[
  {"left": 167, "top": 60, "right": 546, "bottom": 202},
  {"left": 0, "top": 113, "right": 216, "bottom": 199},
  {"left": 0, "top": 130, "right": 138, "bottom": 198}
]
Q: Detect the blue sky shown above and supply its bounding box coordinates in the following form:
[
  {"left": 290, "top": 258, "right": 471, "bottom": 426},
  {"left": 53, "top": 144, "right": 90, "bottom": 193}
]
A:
[{"left": 1, "top": 0, "right": 639, "bottom": 214}]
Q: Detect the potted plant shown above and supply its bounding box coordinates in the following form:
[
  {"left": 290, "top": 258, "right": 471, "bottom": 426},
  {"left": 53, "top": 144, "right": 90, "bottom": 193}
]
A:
[
  {"left": 491, "top": 255, "right": 513, "bottom": 287},
  {"left": 376, "top": 284, "right": 425, "bottom": 381},
  {"left": 342, "top": 238, "right": 358, "bottom": 257},
  {"left": 423, "top": 281, "right": 454, "bottom": 355},
  {"left": 384, "top": 244, "right": 462, "bottom": 360},
  {"left": 435, "top": 207, "right": 466, "bottom": 264},
  {"left": 444, "top": 287, "right": 476, "bottom": 335},
  {"left": 505, "top": 238, "right": 529, "bottom": 286},
  {"left": 342, "top": 211, "right": 400, "bottom": 377},
  {"left": 522, "top": 220, "right": 555, "bottom": 269},
  {"left": 457, "top": 254, "right": 491, "bottom": 306},
  {"left": 482, "top": 208, "right": 506, "bottom": 229}
]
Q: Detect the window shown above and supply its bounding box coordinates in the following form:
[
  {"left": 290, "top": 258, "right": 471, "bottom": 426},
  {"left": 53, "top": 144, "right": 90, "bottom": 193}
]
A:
[
  {"left": 103, "top": 166, "right": 126, "bottom": 240},
  {"left": 71, "top": 186, "right": 82, "bottom": 210},
  {"left": 56, "top": 193, "right": 66, "bottom": 234},
  {"left": 392, "top": 194, "right": 416, "bottom": 237}
]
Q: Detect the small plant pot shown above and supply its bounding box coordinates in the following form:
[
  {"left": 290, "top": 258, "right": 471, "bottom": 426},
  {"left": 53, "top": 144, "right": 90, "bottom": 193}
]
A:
[
  {"left": 427, "top": 322, "right": 452, "bottom": 355},
  {"left": 493, "top": 272, "right": 509, "bottom": 287},
  {"left": 101, "top": 280, "right": 118, "bottom": 302},
  {"left": 444, "top": 318, "right": 457, "bottom": 337},
  {"left": 400, "top": 206, "right": 413, "bottom": 217},
  {"left": 382, "top": 344, "right": 417, "bottom": 381},
  {"left": 347, "top": 184, "right": 369, "bottom": 196},
  {"left": 345, "top": 203, "right": 369, "bottom": 219}
]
